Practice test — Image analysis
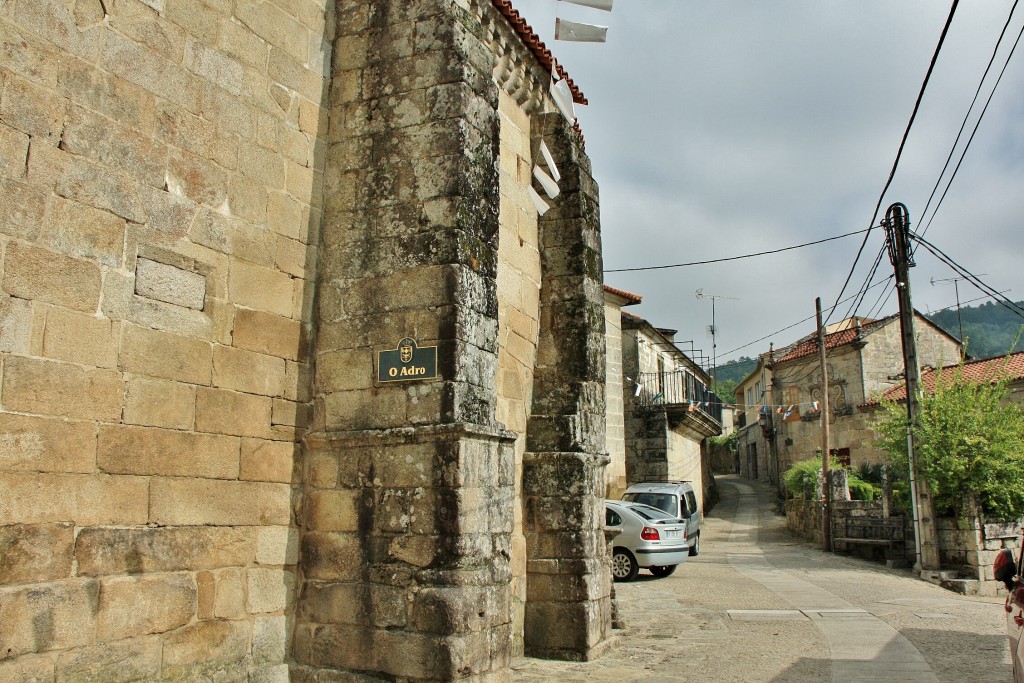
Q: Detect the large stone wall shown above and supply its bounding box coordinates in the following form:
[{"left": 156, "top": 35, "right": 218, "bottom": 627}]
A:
[
  {"left": 522, "top": 110, "right": 612, "bottom": 662},
  {"left": 496, "top": 89, "right": 541, "bottom": 657},
  {"left": 1, "top": 0, "right": 612, "bottom": 680},
  {"left": 0, "top": 0, "right": 328, "bottom": 679}
]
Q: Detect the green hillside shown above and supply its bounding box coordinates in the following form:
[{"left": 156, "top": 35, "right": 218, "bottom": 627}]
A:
[{"left": 926, "top": 299, "right": 1024, "bottom": 359}]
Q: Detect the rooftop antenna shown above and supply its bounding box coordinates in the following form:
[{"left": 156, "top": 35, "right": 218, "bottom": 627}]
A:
[
  {"left": 695, "top": 288, "right": 739, "bottom": 391},
  {"left": 930, "top": 274, "right": 984, "bottom": 345}
]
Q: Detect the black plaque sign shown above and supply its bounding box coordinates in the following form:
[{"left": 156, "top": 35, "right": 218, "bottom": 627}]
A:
[{"left": 377, "top": 337, "right": 438, "bottom": 383}]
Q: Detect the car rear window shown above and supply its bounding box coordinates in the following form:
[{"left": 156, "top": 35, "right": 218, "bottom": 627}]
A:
[
  {"left": 622, "top": 492, "right": 676, "bottom": 515},
  {"left": 625, "top": 503, "right": 677, "bottom": 521}
]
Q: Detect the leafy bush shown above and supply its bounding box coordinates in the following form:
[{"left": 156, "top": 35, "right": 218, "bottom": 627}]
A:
[
  {"left": 855, "top": 463, "right": 885, "bottom": 485},
  {"left": 874, "top": 360, "right": 1024, "bottom": 518},
  {"left": 784, "top": 456, "right": 881, "bottom": 501},
  {"left": 847, "top": 475, "right": 879, "bottom": 501},
  {"left": 783, "top": 456, "right": 822, "bottom": 499},
  {"left": 709, "top": 431, "right": 738, "bottom": 451}
]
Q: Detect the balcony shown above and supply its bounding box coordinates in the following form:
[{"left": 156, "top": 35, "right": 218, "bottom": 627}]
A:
[{"left": 634, "top": 370, "right": 723, "bottom": 437}]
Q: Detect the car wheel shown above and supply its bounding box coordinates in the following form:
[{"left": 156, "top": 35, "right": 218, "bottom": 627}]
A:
[
  {"left": 611, "top": 548, "right": 639, "bottom": 582},
  {"left": 649, "top": 565, "right": 676, "bottom": 578},
  {"left": 688, "top": 531, "right": 700, "bottom": 556}
]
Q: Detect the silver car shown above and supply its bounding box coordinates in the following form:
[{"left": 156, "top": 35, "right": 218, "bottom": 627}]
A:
[
  {"left": 622, "top": 480, "right": 702, "bottom": 556},
  {"left": 605, "top": 500, "right": 688, "bottom": 581}
]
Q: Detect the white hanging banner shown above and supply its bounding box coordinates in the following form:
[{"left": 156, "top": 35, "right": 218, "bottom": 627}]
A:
[
  {"left": 549, "top": 78, "right": 576, "bottom": 123},
  {"left": 527, "top": 186, "right": 551, "bottom": 216},
  {"left": 558, "top": 0, "right": 613, "bottom": 11},
  {"left": 532, "top": 165, "right": 560, "bottom": 199},
  {"left": 538, "top": 140, "right": 560, "bottom": 182},
  {"left": 555, "top": 18, "right": 608, "bottom": 43}
]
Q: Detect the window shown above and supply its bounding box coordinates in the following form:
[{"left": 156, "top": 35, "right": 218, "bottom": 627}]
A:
[{"left": 684, "top": 491, "right": 697, "bottom": 516}]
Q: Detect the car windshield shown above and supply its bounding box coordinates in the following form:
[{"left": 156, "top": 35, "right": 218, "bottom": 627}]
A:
[
  {"left": 625, "top": 503, "right": 678, "bottom": 521},
  {"left": 622, "top": 492, "right": 676, "bottom": 516}
]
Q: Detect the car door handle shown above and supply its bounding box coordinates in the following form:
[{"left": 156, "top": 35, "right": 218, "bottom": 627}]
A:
[{"left": 1007, "top": 603, "right": 1014, "bottom": 613}]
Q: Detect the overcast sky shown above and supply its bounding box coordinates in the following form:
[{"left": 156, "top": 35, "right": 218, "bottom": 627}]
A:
[{"left": 510, "top": 0, "right": 1024, "bottom": 367}]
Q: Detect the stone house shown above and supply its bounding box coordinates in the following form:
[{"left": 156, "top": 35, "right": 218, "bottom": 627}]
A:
[
  {"left": 0, "top": 1, "right": 614, "bottom": 680},
  {"left": 602, "top": 285, "right": 642, "bottom": 499},
  {"left": 615, "top": 306, "right": 723, "bottom": 512},
  {"left": 733, "top": 353, "right": 773, "bottom": 482},
  {"left": 735, "top": 314, "right": 961, "bottom": 492}
]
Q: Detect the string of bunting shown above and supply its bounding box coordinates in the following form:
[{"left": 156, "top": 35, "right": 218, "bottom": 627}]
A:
[
  {"left": 555, "top": 0, "right": 611, "bottom": 43},
  {"left": 528, "top": 0, "right": 613, "bottom": 215}
]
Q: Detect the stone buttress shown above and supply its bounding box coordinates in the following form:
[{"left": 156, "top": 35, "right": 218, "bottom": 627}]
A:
[{"left": 296, "top": 0, "right": 612, "bottom": 679}]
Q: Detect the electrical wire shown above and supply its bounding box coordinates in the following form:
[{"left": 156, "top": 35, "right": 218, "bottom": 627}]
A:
[
  {"left": 916, "top": 0, "right": 1020, "bottom": 240},
  {"left": 841, "top": 244, "right": 888, "bottom": 323},
  {"left": 918, "top": 11, "right": 1024, "bottom": 240},
  {"left": 603, "top": 228, "right": 870, "bottom": 273},
  {"left": 865, "top": 276, "right": 897, "bottom": 320},
  {"left": 826, "top": 0, "right": 960, "bottom": 325},
  {"left": 716, "top": 278, "right": 892, "bottom": 363},
  {"left": 911, "top": 233, "right": 1024, "bottom": 320}
]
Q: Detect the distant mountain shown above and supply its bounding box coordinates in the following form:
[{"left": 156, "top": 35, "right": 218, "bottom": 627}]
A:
[
  {"left": 926, "top": 299, "right": 1024, "bottom": 359},
  {"left": 712, "top": 356, "right": 758, "bottom": 385}
]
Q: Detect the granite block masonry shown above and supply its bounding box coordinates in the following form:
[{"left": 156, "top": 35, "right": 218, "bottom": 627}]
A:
[{"left": 0, "top": 0, "right": 611, "bottom": 680}]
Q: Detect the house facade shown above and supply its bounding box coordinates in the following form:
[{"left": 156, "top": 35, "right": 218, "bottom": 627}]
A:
[
  {"left": 733, "top": 354, "right": 774, "bottom": 483},
  {"left": 618, "top": 309, "right": 723, "bottom": 512},
  {"left": 0, "top": 2, "right": 614, "bottom": 680},
  {"left": 738, "top": 314, "right": 961, "bottom": 492},
  {"left": 603, "top": 285, "right": 642, "bottom": 499}
]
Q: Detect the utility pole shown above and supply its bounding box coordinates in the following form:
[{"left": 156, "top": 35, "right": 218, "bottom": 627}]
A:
[
  {"left": 884, "top": 202, "right": 940, "bottom": 573},
  {"left": 815, "top": 297, "right": 831, "bottom": 552}
]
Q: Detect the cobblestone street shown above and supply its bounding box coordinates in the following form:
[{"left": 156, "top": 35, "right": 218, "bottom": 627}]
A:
[{"left": 513, "top": 476, "right": 1010, "bottom": 682}]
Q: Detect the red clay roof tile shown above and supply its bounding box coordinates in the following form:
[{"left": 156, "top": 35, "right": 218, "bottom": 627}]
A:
[
  {"left": 492, "top": 0, "right": 588, "bottom": 105},
  {"left": 879, "top": 351, "right": 1024, "bottom": 402},
  {"left": 774, "top": 317, "right": 893, "bottom": 365},
  {"left": 603, "top": 284, "right": 643, "bottom": 305}
]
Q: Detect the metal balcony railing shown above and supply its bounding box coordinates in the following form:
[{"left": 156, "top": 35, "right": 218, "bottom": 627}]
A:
[{"left": 635, "top": 370, "right": 723, "bottom": 424}]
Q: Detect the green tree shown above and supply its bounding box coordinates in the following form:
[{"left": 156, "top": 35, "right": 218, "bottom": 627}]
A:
[
  {"left": 873, "top": 361, "right": 1024, "bottom": 519},
  {"left": 713, "top": 378, "right": 738, "bottom": 402}
]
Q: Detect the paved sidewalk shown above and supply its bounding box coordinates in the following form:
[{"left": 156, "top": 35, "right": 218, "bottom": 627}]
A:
[{"left": 512, "top": 476, "right": 1009, "bottom": 682}]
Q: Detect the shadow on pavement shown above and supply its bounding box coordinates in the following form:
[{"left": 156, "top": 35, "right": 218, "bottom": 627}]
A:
[{"left": 770, "top": 627, "right": 1009, "bottom": 682}]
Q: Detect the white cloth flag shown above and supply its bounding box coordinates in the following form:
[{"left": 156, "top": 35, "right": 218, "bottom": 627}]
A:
[
  {"left": 558, "top": 0, "right": 613, "bottom": 11},
  {"left": 532, "top": 165, "right": 560, "bottom": 199},
  {"left": 549, "top": 78, "right": 576, "bottom": 123},
  {"left": 538, "top": 140, "right": 560, "bottom": 182},
  {"left": 527, "top": 186, "right": 551, "bottom": 216},
  {"left": 555, "top": 18, "right": 608, "bottom": 43}
]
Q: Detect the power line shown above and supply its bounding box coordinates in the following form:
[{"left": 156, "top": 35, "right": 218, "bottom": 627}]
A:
[
  {"left": 918, "top": 9, "right": 1024, "bottom": 240},
  {"left": 603, "top": 228, "right": 870, "bottom": 273},
  {"left": 842, "top": 244, "right": 888, "bottom": 323},
  {"left": 911, "top": 233, "right": 1024, "bottom": 321},
  {"left": 716, "top": 278, "right": 891, "bottom": 362},
  {"left": 826, "top": 0, "right": 960, "bottom": 325},
  {"left": 917, "top": 0, "right": 1020, "bottom": 239},
  {"left": 927, "top": 289, "right": 1014, "bottom": 316}
]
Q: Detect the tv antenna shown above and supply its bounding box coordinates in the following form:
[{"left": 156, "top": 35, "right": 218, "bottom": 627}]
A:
[
  {"left": 695, "top": 288, "right": 739, "bottom": 389},
  {"left": 930, "top": 275, "right": 984, "bottom": 345}
]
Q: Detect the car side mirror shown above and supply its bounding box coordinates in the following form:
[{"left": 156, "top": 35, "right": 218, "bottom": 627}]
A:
[
  {"left": 679, "top": 509, "right": 692, "bottom": 520},
  {"left": 994, "top": 548, "right": 1018, "bottom": 591}
]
